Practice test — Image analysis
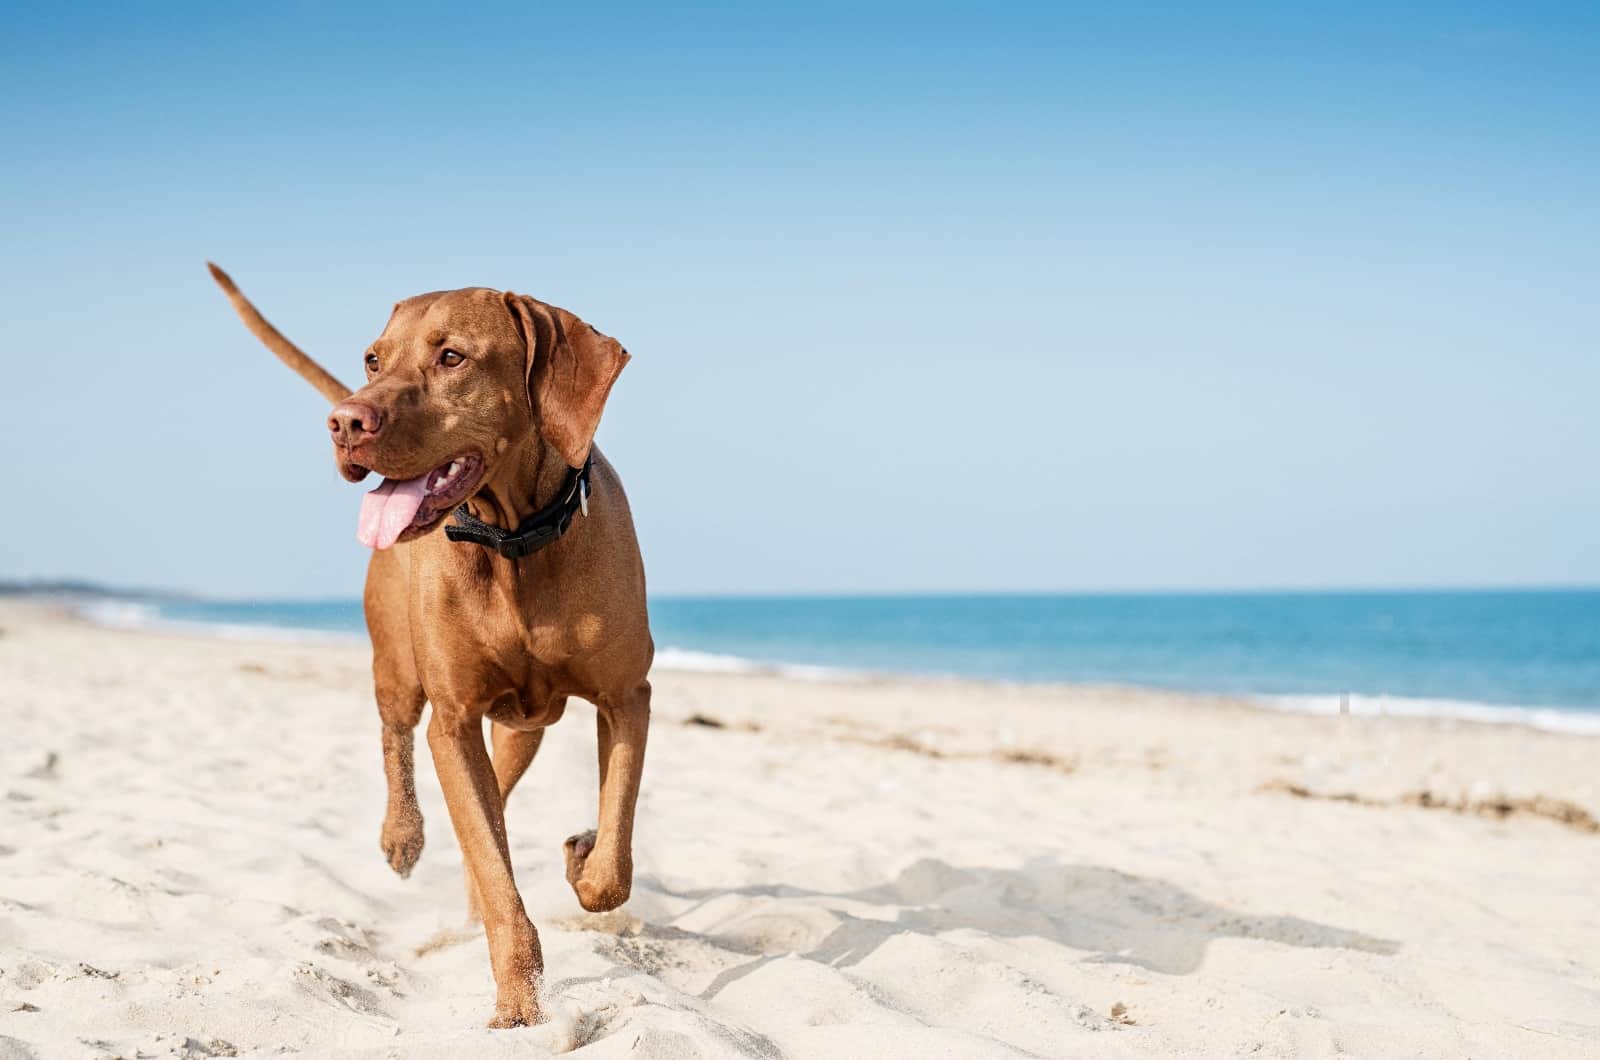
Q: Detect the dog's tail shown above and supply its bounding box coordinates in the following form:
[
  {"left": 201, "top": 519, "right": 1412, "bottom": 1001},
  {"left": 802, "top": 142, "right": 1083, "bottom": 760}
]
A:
[{"left": 207, "top": 262, "right": 352, "bottom": 404}]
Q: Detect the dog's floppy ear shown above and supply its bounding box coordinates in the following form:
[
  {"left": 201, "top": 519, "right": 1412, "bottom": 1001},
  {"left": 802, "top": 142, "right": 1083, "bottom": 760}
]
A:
[{"left": 503, "top": 293, "right": 630, "bottom": 468}]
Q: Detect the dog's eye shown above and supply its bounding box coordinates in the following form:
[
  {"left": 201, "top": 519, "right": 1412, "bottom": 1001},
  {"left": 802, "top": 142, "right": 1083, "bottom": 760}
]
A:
[
  {"left": 439, "top": 349, "right": 465, "bottom": 368},
  {"left": 364, "top": 353, "right": 379, "bottom": 373}
]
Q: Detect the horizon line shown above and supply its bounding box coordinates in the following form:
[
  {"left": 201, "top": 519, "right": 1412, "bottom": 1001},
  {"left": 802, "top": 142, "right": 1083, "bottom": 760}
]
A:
[{"left": 5, "top": 577, "right": 1599, "bottom": 606}]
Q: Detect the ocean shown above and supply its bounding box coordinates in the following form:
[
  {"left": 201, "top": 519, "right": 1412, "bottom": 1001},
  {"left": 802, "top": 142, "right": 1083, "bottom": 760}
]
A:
[{"left": 78, "top": 589, "right": 1600, "bottom": 733}]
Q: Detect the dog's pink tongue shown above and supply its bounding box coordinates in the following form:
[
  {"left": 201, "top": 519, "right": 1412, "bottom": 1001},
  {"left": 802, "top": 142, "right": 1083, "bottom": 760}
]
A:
[{"left": 357, "top": 475, "right": 430, "bottom": 550}]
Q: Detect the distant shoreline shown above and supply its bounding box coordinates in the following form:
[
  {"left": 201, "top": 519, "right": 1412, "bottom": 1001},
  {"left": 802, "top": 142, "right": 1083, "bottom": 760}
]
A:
[
  {"left": 18, "top": 590, "right": 1600, "bottom": 738},
  {"left": 7, "top": 578, "right": 1600, "bottom": 601}
]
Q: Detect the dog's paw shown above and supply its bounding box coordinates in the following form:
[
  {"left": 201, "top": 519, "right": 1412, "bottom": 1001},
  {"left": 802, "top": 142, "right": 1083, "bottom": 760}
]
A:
[
  {"left": 380, "top": 812, "right": 424, "bottom": 878},
  {"left": 564, "top": 830, "right": 631, "bottom": 912},
  {"left": 563, "top": 829, "right": 597, "bottom": 890},
  {"left": 488, "top": 986, "right": 542, "bottom": 1029},
  {"left": 563, "top": 829, "right": 597, "bottom": 871}
]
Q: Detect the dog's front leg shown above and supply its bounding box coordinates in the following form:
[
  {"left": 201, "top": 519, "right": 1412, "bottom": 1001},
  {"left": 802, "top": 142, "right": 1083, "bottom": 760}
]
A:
[
  {"left": 375, "top": 681, "right": 426, "bottom": 877},
  {"left": 427, "top": 709, "right": 543, "bottom": 1028},
  {"left": 465, "top": 724, "right": 550, "bottom": 923},
  {"left": 565, "top": 681, "right": 651, "bottom": 912},
  {"left": 378, "top": 720, "right": 423, "bottom": 874},
  {"left": 369, "top": 554, "right": 427, "bottom": 879}
]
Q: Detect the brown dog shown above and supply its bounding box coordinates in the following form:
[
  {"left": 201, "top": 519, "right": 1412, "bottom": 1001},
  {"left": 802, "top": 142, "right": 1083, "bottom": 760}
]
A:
[{"left": 209, "top": 264, "right": 653, "bottom": 1027}]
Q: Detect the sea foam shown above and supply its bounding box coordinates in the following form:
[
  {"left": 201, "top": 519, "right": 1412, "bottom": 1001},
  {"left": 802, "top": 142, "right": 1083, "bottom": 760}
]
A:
[
  {"left": 75, "top": 598, "right": 363, "bottom": 645},
  {"left": 1260, "top": 692, "right": 1600, "bottom": 736}
]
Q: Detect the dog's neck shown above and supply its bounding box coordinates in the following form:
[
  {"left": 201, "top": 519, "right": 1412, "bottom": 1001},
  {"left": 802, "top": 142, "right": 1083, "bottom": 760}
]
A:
[{"left": 463, "top": 435, "right": 574, "bottom": 531}]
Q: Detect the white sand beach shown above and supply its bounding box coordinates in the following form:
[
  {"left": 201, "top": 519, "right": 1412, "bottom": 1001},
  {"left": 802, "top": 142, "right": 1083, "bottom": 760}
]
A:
[{"left": 2, "top": 600, "right": 1598, "bottom": 1058}]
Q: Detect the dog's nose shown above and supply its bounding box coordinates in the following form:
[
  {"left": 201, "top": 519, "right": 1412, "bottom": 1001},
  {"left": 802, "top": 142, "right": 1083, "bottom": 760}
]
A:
[{"left": 329, "top": 400, "right": 384, "bottom": 445}]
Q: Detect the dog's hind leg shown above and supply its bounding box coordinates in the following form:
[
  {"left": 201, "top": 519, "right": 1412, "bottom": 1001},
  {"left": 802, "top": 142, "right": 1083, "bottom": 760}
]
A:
[
  {"left": 565, "top": 681, "right": 651, "bottom": 912},
  {"left": 492, "top": 722, "right": 548, "bottom": 803},
  {"left": 367, "top": 550, "right": 427, "bottom": 878}
]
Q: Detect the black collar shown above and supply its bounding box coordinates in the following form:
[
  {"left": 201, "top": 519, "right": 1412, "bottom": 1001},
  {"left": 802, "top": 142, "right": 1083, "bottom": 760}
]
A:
[{"left": 444, "top": 456, "right": 592, "bottom": 559}]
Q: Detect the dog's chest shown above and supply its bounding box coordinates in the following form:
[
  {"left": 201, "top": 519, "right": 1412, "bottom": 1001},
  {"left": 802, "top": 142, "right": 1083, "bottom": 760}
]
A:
[{"left": 413, "top": 576, "right": 579, "bottom": 705}]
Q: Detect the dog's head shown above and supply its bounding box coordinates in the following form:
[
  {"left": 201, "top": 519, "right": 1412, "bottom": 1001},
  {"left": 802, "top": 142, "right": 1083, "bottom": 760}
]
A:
[{"left": 328, "top": 289, "right": 629, "bottom": 549}]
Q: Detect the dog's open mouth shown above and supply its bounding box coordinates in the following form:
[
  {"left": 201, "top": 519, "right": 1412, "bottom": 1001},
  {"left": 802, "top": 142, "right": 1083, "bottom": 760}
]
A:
[{"left": 356, "top": 453, "right": 485, "bottom": 550}]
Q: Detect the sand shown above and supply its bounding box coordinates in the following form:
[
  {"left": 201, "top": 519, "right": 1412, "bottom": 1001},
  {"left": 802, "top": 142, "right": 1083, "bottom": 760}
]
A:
[{"left": 1, "top": 600, "right": 1598, "bottom": 1059}]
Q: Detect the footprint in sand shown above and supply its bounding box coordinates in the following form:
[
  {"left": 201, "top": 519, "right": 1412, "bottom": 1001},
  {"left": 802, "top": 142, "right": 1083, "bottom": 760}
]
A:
[
  {"left": 285, "top": 914, "right": 379, "bottom": 961},
  {"left": 4, "top": 958, "right": 59, "bottom": 991},
  {"left": 291, "top": 962, "right": 387, "bottom": 1017},
  {"left": 0, "top": 1036, "right": 38, "bottom": 1060}
]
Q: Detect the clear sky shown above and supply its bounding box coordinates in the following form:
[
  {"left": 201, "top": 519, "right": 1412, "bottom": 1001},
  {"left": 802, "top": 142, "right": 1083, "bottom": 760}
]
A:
[{"left": 3, "top": 3, "right": 1596, "bottom": 598}]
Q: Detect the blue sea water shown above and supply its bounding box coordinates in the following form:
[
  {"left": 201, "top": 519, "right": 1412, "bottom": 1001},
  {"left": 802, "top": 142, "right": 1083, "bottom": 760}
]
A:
[{"left": 83, "top": 590, "right": 1600, "bottom": 725}]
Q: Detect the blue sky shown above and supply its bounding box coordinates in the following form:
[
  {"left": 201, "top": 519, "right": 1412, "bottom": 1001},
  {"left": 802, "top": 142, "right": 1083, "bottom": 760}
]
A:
[{"left": 2, "top": 3, "right": 1596, "bottom": 597}]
